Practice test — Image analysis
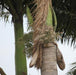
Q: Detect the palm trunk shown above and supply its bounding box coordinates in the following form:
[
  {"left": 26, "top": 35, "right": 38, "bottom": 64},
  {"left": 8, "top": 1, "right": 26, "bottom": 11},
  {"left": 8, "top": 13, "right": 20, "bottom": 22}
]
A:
[
  {"left": 41, "top": 43, "right": 57, "bottom": 75},
  {"left": 14, "top": 17, "right": 27, "bottom": 75}
]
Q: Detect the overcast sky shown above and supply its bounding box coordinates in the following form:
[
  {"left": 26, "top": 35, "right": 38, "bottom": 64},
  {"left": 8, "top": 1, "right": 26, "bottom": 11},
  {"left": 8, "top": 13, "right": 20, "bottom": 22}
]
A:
[{"left": 0, "top": 15, "right": 76, "bottom": 75}]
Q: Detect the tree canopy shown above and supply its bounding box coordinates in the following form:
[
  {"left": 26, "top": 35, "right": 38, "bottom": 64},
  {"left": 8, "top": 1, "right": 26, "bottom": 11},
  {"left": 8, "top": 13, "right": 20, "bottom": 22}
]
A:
[
  {"left": 53, "top": 0, "right": 76, "bottom": 46},
  {"left": 0, "top": 0, "right": 76, "bottom": 45}
]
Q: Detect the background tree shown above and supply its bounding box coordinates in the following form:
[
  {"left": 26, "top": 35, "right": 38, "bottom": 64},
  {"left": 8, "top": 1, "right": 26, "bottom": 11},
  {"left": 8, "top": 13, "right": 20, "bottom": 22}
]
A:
[
  {"left": 67, "top": 62, "right": 76, "bottom": 75},
  {"left": 53, "top": 0, "right": 76, "bottom": 46},
  {"left": 0, "top": 0, "right": 29, "bottom": 75}
]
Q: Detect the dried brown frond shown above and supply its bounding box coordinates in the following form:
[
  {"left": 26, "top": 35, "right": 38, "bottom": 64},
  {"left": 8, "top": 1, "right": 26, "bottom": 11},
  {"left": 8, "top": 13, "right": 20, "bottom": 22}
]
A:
[
  {"left": 29, "top": 42, "right": 43, "bottom": 68},
  {"left": 31, "top": 0, "right": 52, "bottom": 37},
  {"left": 35, "top": 43, "right": 43, "bottom": 69},
  {"left": 56, "top": 47, "right": 65, "bottom": 70},
  {"left": 0, "top": 67, "right": 6, "bottom": 75}
]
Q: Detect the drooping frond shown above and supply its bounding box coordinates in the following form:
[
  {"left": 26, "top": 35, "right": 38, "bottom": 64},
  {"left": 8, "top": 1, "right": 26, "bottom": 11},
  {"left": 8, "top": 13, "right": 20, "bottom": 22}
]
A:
[
  {"left": 32, "top": 0, "right": 50, "bottom": 37},
  {"left": 67, "top": 62, "right": 76, "bottom": 75},
  {"left": 0, "top": 67, "right": 6, "bottom": 75},
  {"left": 56, "top": 47, "right": 65, "bottom": 70}
]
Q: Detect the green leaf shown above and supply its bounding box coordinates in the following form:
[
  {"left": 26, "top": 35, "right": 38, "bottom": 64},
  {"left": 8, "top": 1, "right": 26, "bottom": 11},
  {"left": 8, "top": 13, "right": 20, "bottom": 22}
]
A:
[
  {"left": 46, "top": 6, "right": 53, "bottom": 26},
  {"left": 52, "top": 8, "right": 57, "bottom": 31},
  {"left": 26, "top": 6, "right": 33, "bottom": 25},
  {"left": 46, "top": 5, "right": 57, "bottom": 31}
]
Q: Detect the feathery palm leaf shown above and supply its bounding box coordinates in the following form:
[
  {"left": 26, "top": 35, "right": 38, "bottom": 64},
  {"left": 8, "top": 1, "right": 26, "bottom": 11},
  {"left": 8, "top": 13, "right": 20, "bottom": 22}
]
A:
[{"left": 67, "top": 62, "right": 76, "bottom": 75}]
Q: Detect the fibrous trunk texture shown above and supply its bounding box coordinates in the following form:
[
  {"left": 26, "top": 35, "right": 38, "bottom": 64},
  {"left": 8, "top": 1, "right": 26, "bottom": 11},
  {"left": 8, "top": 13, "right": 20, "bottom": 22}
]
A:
[{"left": 14, "top": 17, "right": 27, "bottom": 75}]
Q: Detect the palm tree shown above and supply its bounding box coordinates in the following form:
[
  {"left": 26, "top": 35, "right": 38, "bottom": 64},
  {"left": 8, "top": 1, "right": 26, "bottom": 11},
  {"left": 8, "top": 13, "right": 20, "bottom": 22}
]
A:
[
  {"left": 24, "top": 0, "right": 65, "bottom": 75},
  {"left": 25, "top": 0, "right": 76, "bottom": 75},
  {"left": 0, "top": 0, "right": 29, "bottom": 75},
  {"left": 53, "top": 0, "right": 76, "bottom": 45}
]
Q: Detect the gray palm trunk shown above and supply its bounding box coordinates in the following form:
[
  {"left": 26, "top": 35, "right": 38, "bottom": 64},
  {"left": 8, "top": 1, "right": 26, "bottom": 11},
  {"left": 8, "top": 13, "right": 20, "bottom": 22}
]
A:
[
  {"left": 41, "top": 43, "right": 57, "bottom": 75},
  {"left": 41, "top": 42, "right": 65, "bottom": 75}
]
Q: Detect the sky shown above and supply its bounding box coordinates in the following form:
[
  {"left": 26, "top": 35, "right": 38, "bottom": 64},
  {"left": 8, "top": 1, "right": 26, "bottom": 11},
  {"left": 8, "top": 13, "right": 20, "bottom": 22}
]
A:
[{"left": 0, "top": 15, "right": 76, "bottom": 75}]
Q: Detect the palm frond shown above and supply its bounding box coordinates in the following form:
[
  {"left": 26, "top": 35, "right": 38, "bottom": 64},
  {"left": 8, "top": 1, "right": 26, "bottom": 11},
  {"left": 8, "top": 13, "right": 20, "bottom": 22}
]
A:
[
  {"left": 0, "top": 67, "right": 6, "bottom": 75},
  {"left": 67, "top": 62, "right": 76, "bottom": 75}
]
